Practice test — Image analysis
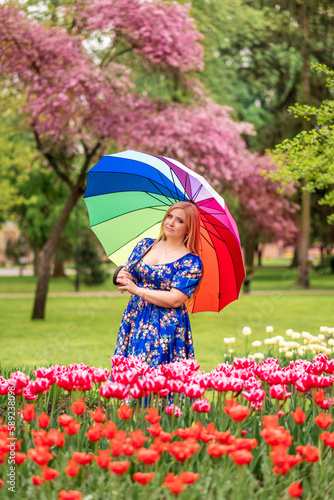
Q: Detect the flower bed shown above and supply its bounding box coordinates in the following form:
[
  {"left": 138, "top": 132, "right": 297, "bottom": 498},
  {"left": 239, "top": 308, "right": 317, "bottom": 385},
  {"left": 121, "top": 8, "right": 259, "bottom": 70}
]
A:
[{"left": 1, "top": 353, "right": 334, "bottom": 499}]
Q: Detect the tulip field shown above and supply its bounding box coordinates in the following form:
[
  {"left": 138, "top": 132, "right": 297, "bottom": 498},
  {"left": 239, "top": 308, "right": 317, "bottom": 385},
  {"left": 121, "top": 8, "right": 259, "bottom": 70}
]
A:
[{"left": 1, "top": 346, "right": 334, "bottom": 500}]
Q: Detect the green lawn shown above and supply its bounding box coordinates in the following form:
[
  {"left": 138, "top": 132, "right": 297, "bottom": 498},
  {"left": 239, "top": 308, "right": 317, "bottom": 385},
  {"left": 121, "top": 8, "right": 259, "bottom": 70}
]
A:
[
  {"left": 0, "top": 265, "right": 333, "bottom": 294},
  {"left": 0, "top": 274, "right": 118, "bottom": 294},
  {"left": 1, "top": 293, "right": 333, "bottom": 374}
]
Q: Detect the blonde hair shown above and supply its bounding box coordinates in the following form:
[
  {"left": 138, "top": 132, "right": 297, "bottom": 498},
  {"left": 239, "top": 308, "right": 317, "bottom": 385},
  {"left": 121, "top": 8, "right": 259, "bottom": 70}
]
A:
[{"left": 156, "top": 202, "right": 201, "bottom": 256}]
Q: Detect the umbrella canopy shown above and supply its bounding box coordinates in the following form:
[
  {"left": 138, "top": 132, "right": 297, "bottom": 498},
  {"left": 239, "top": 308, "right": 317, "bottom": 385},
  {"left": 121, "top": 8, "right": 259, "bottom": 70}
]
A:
[{"left": 84, "top": 150, "right": 245, "bottom": 313}]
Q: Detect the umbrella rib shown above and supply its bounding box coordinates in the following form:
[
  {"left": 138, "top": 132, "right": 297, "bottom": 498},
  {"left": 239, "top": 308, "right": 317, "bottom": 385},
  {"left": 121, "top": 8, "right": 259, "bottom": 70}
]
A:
[
  {"left": 89, "top": 203, "right": 169, "bottom": 229},
  {"left": 200, "top": 216, "right": 241, "bottom": 298},
  {"left": 168, "top": 167, "right": 188, "bottom": 201},
  {"left": 155, "top": 171, "right": 181, "bottom": 202},
  {"left": 192, "top": 184, "right": 203, "bottom": 202},
  {"left": 143, "top": 191, "right": 173, "bottom": 207},
  {"left": 109, "top": 222, "right": 162, "bottom": 257}
]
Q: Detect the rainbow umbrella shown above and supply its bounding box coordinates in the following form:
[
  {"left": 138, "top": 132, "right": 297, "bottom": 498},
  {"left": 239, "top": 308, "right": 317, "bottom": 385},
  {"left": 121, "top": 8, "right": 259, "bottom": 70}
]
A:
[{"left": 84, "top": 150, "right": 245, "bottom": 313}]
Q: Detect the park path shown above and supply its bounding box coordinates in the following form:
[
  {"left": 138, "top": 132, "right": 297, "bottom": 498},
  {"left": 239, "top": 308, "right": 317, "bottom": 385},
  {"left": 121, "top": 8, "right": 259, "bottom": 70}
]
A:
[{"left": 0, "top": 290, "right": 334, "bottom": 299}]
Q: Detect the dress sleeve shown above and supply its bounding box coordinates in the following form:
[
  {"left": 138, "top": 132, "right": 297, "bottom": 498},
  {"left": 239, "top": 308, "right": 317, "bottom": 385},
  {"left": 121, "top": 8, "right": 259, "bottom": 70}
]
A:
[
  {"left": 123, "top": 238, "right": 155, "bottom": 270},
  {"left": 171, "top": 255, "right": 203, "bottom": 297}
]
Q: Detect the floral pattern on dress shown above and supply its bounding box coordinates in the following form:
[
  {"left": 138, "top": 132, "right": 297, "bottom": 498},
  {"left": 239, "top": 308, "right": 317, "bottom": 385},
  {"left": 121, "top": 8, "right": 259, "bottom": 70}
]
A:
[{"left": 114, "top": 238, "right": 202, "bottom": 368}]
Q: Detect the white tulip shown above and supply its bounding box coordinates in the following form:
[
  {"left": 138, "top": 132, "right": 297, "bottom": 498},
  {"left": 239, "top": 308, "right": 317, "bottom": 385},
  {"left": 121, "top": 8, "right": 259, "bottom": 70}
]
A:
[
  {"left": 252, "top": 340, "right": 262, "bottom": 348},
  {"left": 266, "top": 326, "right": 274, "bottom": 333},
  {"left": 242, "top": 327, "right": 251, "bottom": 336},
  {"left": 291, "top": 332, "right": 300, "bottom": 339},
  {"left": 253, "top": 352, "right": 264, "bottom": 360}
]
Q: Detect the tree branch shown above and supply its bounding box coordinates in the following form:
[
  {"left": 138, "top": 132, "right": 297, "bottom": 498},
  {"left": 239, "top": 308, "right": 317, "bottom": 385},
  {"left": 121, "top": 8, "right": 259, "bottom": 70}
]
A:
[
  {"left": 100, "top": 45, "right": 135, "bottom": 67},
  {"left": 33, "top": 129, "right": 74, "bottom": 189}
]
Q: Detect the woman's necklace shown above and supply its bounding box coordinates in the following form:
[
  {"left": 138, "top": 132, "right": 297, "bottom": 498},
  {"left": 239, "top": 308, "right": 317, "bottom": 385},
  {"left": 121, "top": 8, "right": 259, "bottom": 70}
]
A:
[{"left": 161, "top": 242, "right": 185, "bottom": 257}]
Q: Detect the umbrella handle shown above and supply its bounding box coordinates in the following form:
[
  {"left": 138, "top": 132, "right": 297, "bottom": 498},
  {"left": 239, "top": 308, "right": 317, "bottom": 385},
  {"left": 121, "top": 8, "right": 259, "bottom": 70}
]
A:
[
  {"left": 112, "top": 242, "right": 155, "bottom": 286},
  {"left": 113, "top": 266, "right": 124, "bottom": 286}
]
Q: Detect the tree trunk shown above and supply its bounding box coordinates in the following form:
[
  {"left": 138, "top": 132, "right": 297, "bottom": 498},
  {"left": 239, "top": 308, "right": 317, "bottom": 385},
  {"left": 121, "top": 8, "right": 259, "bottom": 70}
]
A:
[
  {"left": 244, "top": 234, "right": 257, "bottom": 276},
  {"left": 295, "top": 3, "right": 311, "bottom": 288},
  {"left": 290, "top": 245, "right": 299, "bottom": 268},
  {"left": 297, "top": 190, "right": 311, "bottom": 288},
  {"left": 52, "top": 254, "right": 67, "bottom": 278},
  {"left": 32, "top": 187, "right": 82, "bottom": 319}
]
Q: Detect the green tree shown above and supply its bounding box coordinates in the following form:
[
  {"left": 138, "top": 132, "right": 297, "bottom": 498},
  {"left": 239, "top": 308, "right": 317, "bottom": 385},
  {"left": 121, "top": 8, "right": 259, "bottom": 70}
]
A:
[{"left": 271, "top": 64, "right": 334, "bottom": 284}]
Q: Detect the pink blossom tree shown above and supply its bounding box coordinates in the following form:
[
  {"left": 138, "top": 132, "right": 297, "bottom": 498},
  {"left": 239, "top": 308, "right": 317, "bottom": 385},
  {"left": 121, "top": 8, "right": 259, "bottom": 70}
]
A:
[
  {"left": 0, "top": 1, "right": 295, "bottom": 318},
  {"left": 128, "top": 101, "right": 298, "bottom": 274},
  {"left": 236, "top": 155, "right": 298, "bottom": 274},
  {"left": 0, "top": 1, "right": 206, "bottom": 319}
]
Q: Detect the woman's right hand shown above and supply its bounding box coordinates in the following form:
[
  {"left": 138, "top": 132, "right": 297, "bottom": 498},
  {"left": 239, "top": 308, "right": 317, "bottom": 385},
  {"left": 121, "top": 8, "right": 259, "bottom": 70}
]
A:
[{"left": 116, "top": 269, "right": 133, "bottom": 284}]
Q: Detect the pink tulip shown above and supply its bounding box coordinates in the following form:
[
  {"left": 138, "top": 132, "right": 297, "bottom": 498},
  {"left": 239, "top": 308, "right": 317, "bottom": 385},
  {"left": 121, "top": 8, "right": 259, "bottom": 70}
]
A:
[
  {"left": 100, "top": 381, "right": 129, "bottom": 400},
  {"left": 184, "top": 384, "right": 205, "bottom": 399},
  {"left": 192, "top": 398, "right": 211, "bottom": 413}
]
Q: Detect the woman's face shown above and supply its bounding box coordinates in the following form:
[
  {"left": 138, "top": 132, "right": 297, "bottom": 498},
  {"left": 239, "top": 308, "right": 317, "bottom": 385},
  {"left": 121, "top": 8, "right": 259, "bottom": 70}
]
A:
[{"left": 164, "top": 208, "right": 188, "bottom": 241}]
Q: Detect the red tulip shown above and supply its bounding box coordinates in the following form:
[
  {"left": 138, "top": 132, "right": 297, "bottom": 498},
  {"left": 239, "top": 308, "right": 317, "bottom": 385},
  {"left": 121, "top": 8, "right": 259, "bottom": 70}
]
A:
[
  {"left": 72, "top": 452, "right": 94, "bottom": 465},
  {"left": 179, "top": 472, "right": 200, "bottom": 484},
  {"left": 295, "top": 445, "right": 319, "bottom": 463},
  {"left": 315, "top": 413, "right": 333, "bottom": 429},
  {"left": 14, "top": 452, "right": 27, "bottom": 465},
  {"left": 117, "top": 404, "right": 133, "bottom": 420},
  {"left": 41, "top": 466, "right": 59, "bottom": 481},
  {"left": 95, "top": 449, "right": 110, "bottom": 468},
  {"left": 28, "top": 446, "right": 55, "bottom": 466},
  {"left": 132, "top": 472, "right": 154, "bottom": 485},
  {"left": 57, "top": 490, "right": 83, "bottom": 500},
  {"left": 47, "top": 429, "right": 65, "bottom": 447},
  {"left": 225, "top": 404, "right": 250, "bottom": 422},
  {"left": 314, "top": 389, "right": 325, "bottom": 405},
  {"left": 89, "top": 407, "right": 106, "bottom": 423},
  {"left": 58, "top": 414, "right": 74, "bottom": 427},
  {"left": 70, "top": 398, "right": 87, "bottom": 415},
  {"left": 103, "top": 421, "right": 117, "bottom": 439},
  {"left": 320, "top": 431, "right": 334, "bottom": 448},
  {"left": 136, "top": 447, "right": 160, "bottom": 465},
  {"left": 37, "top": 412, "right": 50, "bottom": 429},
  {"left": 207, "top": 443, "right": 231, "bottom": 457},
  {"left": 129, "top": 429, "right": 148, "bottom": 448},
  {"left": 31, "top": 475, "right": 45, "bottom": 486},
  {"left": 230, "top": 449, "right": 254, "bottom": 466},
  {"left": 290, "top": 408, "right": 306, "bottom": 424},
  {"left": 86, "top": 423, "right": 104, "bottom": 442},
  {"left": 63, "top": 420, "right": 81, "bottom": 436},
  {"left": 64, "top": 459, "right": 80, "bottom": 477},
  {"left": 288, "top": 482, "right": 303, "bottom": 498},
  {"left": 162, "top": 477, "right": 186, "bottom": 495},
  {"left": 108, "top": 460, "right": 130, "bottom": 475},
  {"left": 21, "top": 403, "right": 36, "bottom": 421},
  {"left": 145, "top": 408, "right": 161, "bottom": 424}
]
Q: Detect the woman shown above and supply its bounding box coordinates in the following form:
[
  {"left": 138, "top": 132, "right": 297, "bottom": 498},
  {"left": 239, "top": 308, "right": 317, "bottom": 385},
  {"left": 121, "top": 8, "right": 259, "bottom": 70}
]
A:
[{"left": 114, "top": 201, "right": 202, "bottom": 368}]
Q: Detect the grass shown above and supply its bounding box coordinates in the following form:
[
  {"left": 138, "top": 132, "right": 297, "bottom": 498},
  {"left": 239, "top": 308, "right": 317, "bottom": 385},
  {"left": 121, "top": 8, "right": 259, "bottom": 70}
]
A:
[
  {"left": 0, "top": 264, "right": 333, "bottom": 294},
  {"left": 0, "top": 293, "right": 333, "bottom": 374}
]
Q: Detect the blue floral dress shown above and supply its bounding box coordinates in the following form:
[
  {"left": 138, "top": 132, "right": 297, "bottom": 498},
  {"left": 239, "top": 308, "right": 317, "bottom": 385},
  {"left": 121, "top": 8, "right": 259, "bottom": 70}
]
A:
[{"left": 114, "top": 238, "right": 202, "bottom": 367}]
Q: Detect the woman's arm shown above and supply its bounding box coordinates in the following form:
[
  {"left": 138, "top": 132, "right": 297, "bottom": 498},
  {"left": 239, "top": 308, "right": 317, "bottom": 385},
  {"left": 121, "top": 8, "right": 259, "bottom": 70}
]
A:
[{"left": 116, "top": 271, "right": 187, "bottom": 308}]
